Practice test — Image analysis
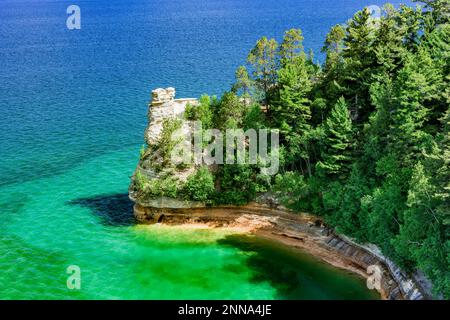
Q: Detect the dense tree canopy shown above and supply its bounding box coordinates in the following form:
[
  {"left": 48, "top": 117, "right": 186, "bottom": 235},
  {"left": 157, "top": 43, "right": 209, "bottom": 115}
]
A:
[{"left": 236, "top": 1, "right": 449, "bottom": 298}]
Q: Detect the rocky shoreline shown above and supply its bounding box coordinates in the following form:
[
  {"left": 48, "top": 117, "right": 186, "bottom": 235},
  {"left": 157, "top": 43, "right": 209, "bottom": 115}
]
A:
[{"left": 132, "top": 201, "right": 430, "bottom": 300}]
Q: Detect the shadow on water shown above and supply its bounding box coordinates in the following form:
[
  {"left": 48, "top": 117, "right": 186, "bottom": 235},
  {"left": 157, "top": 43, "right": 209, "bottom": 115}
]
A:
[
  {"left": 0, "top": 193, "right": 30, "bottom": 225},
  {"left": 217, "top": 234, "right": 378, "bottom": 300},
  {"left": 68, "top": 193, "right": 135, "bottom": 227},
  {"left": 217, "top": 235, "right": 302, "bottom": 299}
]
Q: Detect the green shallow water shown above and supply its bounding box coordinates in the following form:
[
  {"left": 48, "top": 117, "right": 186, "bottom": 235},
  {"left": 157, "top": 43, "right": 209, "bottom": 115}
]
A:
[{"left": 0, "top": 147, "right": 378, "bottom": 300}]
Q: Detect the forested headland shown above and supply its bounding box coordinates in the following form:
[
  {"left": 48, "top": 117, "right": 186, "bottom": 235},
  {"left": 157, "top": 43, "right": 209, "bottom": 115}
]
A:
[{"left": 136, "top": 1, "right": 449, "bottom": 298}]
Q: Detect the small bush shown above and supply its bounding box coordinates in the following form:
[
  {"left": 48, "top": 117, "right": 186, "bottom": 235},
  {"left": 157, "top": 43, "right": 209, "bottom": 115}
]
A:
[
  {"left": 185, "top": 95, "right": 213, "bottom": 128},
  {"left": 273, "top": 172, "right": 322, "bottom": 213},
  {"left": 136, "top": 172, "right": 181, "bottom": 200},
  {"left": 183, "top": 167, "right": 215, "bottom": 202},
  {"left": 139, "top": 145, "right": 147, "bottom": 160},
  {"left": 149, "top": 118, "right": 183, "bottom": 171}
]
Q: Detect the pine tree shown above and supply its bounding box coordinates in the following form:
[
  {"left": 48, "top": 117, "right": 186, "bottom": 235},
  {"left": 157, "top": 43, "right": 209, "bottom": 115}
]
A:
[
  {"left": 279, "top": 29, "right": 304, "bottom": 66},
  {"left": 317, "top": 24, "right": 347, "bottom": 110},
  {"left": 388, "top": 49, "right": 439, "bottom": 162},
  {"left": 342, "top": 8, "right": 377, "bottom": 121},
  {"left": 425, "top": 107, "right": 450, "bottom": 228},
  {"left": 233, "top": 65, "right": 253, "bottom": 99},
  {"left": 273, "top": 55, "right": 312, "bottom": 173},
  {"left": 323, "top": 24, "right": 346, "bottom": 62},
  {"left": 247, "top": 37, "right": 279, "bottom": 97},
  {"left": 316, "top": 97, "right": 354, "bottom": 178},
  {"left": 414, "top": 0, "right": 450, "bottom": 26},
  {"left": 393, "top": 162, "right": 449, "bottom": 298},
  {"left": 213, "top": 92, "right": 245, "bottom": 130},
  {"left": 436, "top": 108, "right": 450, "bottom": 223},
  {"left": 395, "top": 5, "right": 423, "bottom": 51},
  {"left": 422, "top": 106, "right": 450, "bottom": 298},
  {"left": 323, "top": 165, "right": 371, "bottom": 241},
  {"left": 372, "top": 4, "right": 408, "bottom": 77},
  {"left": 420, "top": 24, "right": 450, "bottom": 122},
  {"left": 274, "top": 57, "right": 312, "bottom": 133}
]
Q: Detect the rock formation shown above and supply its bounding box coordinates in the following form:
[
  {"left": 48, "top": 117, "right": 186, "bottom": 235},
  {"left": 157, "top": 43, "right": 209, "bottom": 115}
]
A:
[
  {"left": 145, "top": 87, "right": 198, "bottom": 145},
  {"left": 129, "top": 87, "right": 201, "bottom": 211}
]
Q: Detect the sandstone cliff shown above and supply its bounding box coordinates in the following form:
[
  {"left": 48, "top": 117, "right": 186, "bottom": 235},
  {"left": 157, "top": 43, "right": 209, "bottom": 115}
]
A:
[{"left": 129, "top": 87, "right": 204, "bottom": 209}]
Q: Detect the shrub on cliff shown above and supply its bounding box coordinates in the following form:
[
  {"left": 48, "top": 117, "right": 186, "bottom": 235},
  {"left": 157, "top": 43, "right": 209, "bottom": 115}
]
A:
[
  {"left": 183, "top": 167, "right": 215, "bottom": 202},
  {"left": 184, "top": 95, "right": 214, "bottom": 129},
  {"left": 135, "top": 171, "right": 181, "bottom": 200},
  {"left": 214, "top": 164, "right": 262, "bottom": 206},
  {"left": 149, "top": 118, "right": 183, "bottom": 171},
  {"left": 273, "top": 172, "right": 322, "bottom": 213}
]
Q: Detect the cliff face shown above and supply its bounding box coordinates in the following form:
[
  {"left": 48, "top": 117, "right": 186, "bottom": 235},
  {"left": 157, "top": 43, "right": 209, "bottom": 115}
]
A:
[
  {"left": 129, "top": 87, "right": 203, "bottom": 209},
  {"left": 144, "top": 88, "right": 198, "bottom": 145}
]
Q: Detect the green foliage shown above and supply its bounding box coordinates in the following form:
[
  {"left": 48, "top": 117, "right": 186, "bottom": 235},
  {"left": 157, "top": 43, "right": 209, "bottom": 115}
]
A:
[
  {"left": 135, "top": 170, "right": 147, "bottom": 192},
  {"left": 316, "top": 97, "right": 354, "bottom": 178},
  {"left": 392, "top": 163, "right": 449, "bottom": 290},
  {"left": 271, "top": 51, "right": 313, "bottom": 172},
  {"left": 233, "top": 66, "right": 253, "bottom": 98},
  {"left": 243, "top": 103, "right": 266, "bottom": 130},
  {"left": 214, "top": 163, "right": 269, "bottom": 206},
  {"left": 274, "top": 56, "right": 312, "bottom": 134},
  {"left": 323, "top": 24, "right": 346, "bottom": 61},
  {"left": 322, "top": 165, "right": 371, "bottom": 241},
  {"left": 415, "top": 0, "right": 450, "bottom": 26},
  {"left": 212, "top": 91, "right": 246, "bottom": 130},
  {"left": 280, "top": 29, "right": 305, "bottom": 65},
  {"left": 372, "top": 4, "right": 408, "bottom": 76},
  {"left": 341, "top": 7, "right": 377, "bottom": 119},
  {"left": 247, "top": 36, "right": 279, "bottom": 96},
  {"left": 135, "top": 171, "right": 181, "bottom": 199},
  {"left": 183, "top": 167, "right": 215, "bottom": 202},
  {"left": 149, "top": 118, "right": 183, "bottom": 171},
  {"left": 139, "top": 145, "right": 146, "bottom": 160},
  {"left": 185, "top": 95, "right": 214, "bottom": 128},
  {"left": 273, "top": 172, "right": 322, "bottom": 213}
]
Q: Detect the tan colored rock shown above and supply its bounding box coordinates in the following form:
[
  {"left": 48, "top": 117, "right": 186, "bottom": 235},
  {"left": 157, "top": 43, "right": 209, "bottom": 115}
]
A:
[{"left": 145, "top": 87, "right": 198, "bottom": 145}]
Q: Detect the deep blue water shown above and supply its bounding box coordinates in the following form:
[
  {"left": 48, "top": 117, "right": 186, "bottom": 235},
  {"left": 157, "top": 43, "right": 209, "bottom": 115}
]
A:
[{"left": 1, "top": 0, "right": 413, "bottom": 186}]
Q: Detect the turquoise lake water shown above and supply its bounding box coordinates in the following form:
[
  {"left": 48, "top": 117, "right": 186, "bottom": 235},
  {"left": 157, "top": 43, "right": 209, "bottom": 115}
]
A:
[{"left": 0, "top": 0, "right": 410, "bottom": 299}]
